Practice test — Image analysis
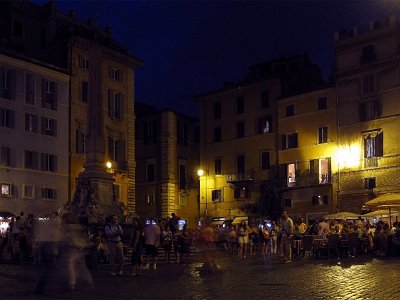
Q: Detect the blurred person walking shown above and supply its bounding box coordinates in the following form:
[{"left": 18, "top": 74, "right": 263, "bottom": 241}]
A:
[
  {"left": 105, "top": 215, "right": 124, "bottom": 276},
  {"left": 129, "top": 217, "right": 143, "bottom": 276}
]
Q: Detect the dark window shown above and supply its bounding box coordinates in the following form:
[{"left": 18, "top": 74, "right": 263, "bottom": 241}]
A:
[
  {"left": 76, "top": 130, "right": 86, "bottom": 154},
  {"left": 108, "top": 137, "right": 126, "bottom": 163},
  {"left": 146, "top": 163, "right": 155, "bottom": 182},
  {"left": 42, "top": 187, "right": 56, "bottom": 200},
  {"left": 363, "top": 75, "right": 374, "bottom": 93},
  {"left": 261, "top": 151, "right": 270, "bottom": 170},
  {"left": 237, "top": 96, "right": 244, "bottom": 114},
  {"left": 236, "top": 155, "right": 245, "bottom": 178},
  {"left": 312, "top": 195, "right": 328, "bottom": 206},
  {"left": 79, "top": 56, "right": 89, "bottom": 70},
  {"left": 234, "top": 186, "right": 250, "bottom": 199},
  {"left": 214, "top": 127, "right": 221, "bottom": 142},
  {"left": 177, "top": 120, "right": 188, "bottom": 145},
  {"left": 25, "top": 73, "right": 35, "bottom": 104},
  {"left": 41, "top": 117, "right": 57, "bottom": 137},
  {"left": 214, "top": 159, "right": 222, "bottom": 175},
  {"left": 258, "top": 116, "right": 272, "bottom": 134},
  {"left": 365, "top": 178, "right": 376, "bottom": 189},
  {"left": 0, "top": 108, "right": 15, "bottom": 128},
  {"left": 214, "top": 102, "right": 221, "bottom": 119},
  {"left": 284, "top": 198, "right": 292, "bottom": 208},
  {"left": 318, "top": 126, "right": 328, "bottom": 144},
  {"left": 317, "top": 97, "right": 327, "bottom": 110},
  {"left": 109, "top": 67, "right": 123, "bottom": 81},
  {"left": 143, "top": 120, "right": 157, "bottom": 145},
  {"left": 13, "top": 20, "right": 23, "bottom": 37},
  {"left": 359, "top": 100, "right": 380, "bottom": 121},
  {"left": 261, "top": 91, "right": 269, "bottom": 108},
  {"left": 41, "top": 153, "right": 57, "bottom": 172},
  {"left": 0, "top": 146, "right": 11, "bottom": 166},
  {"left": 24, "top": 150, "right": 38, "bottom": 169},
  {"left": 179, "top": 164, "right": 186, "bottom": 190},
  {"left": 212, "top": 189, "right": 222, "bottom": 202},
  {"left": 81, "top": 81, "right": 88, "bottom": 102},
  {"left": 282, "top": 133, "right": 298, "bottom": 149},
  {"left": 0, "top": 67, "right": 13, "bottom": 100},
  {"left": 25, "top": 113, "right": 38, "bottom": 133},
  {"left": 364, "top": 132, "right": 383, "bottom": 158},
  {"left": 285, "top": 104, "right": 294, "bottom": 117},
  {"left": 236, "top": 121, "right": 245, "bottom": 138},
  {"left": 361, "top": 45, "right": 376, "bottom": 64},
  {"left": 41, "top": 79, "right": 57, "bottom": 110},
  {"left": 108, "top": 90, "right": 124, "bottom": 119}
]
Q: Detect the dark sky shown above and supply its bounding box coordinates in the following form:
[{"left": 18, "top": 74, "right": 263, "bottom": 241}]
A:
[{"left": 39, "top": 1, "right": 400, "bottom": 117}]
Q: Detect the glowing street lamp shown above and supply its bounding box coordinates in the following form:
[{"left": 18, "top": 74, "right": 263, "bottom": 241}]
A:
[{"left": 197, "top": 169, "right": 208, "bottom": 219}]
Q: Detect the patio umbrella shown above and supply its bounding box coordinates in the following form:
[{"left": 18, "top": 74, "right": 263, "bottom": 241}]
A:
[
  {"left": 365, "top": 193, "right": 400, "bottom": 226},
  {"left": 361, "top": 209, "right": 400, "bottom": 218},
  {"left": 324, "top": 212, "right": 360, "bottom": 220}
]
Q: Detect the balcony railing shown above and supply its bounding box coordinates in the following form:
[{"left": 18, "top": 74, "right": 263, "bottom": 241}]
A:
[
  {"left": 364, "top": 157, "right": 379, "bottom": 168},
  {"left": 225, "top": 171, "right": 254, "bottom": 183},
  {"left": 280, "top": 172, "right": 333, "bottom": 188}
]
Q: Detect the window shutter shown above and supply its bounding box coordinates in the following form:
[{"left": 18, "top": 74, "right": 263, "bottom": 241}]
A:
[
  {"left": 373, "top": 99, "right": 380, "bottom": 118},
  {"left": 294, "top": 133, "right": 298, "bottom": 147},
  {"left": 376, "top": 132, "right": 383, "bottom": 157},
  {"left": 52, "top": 82, "right": 58, "bottom": 110},
  {"left": 108, "top": 90, "right": 114, "bottom": 118},
  {"left": 119, "top": 93, "right": 124, "bottom": 119},
  {"left": 9, "top": 110, "right": 15, "bottom": 128},
  {"left": 33, "top": 115, "right": 38, "bottom": 133},
  {"left": 9, "top": 70, "right": 15, "bottom": 100},
  {"left": 153, "top": 120, "right": 158, "bottom": 142},
  {"left": 76, "top": 130, "right": 80, "bottom": 153},
  {"left": 108, "top": 136, "right": 114, "bottom": 160},
  {"left": 41, "top": 79, "right": 46, "bottom": 107},
  {"left": 54, "top": 156, "right": 57, "bottom": 172},
  {"left": 120, "top": 70, "right": 123, "bottom": 82},
  {"left": 118, "top": 139, "right": 126, "bottom": 164},
  {"left": 53, "top": 119, "right": 57, "bottom": 137},
  {"left": 364, "top": 137, "right": 368, "bottom": 158},
  {"left": 53, "top": 189, "right": 57, "bottom": 200},
  {"left": 281, "top": 135, "right": 287, "bottom": 150},
  {"left": 109, "top": 67, "right": 113, "bottom": 79},
  {"left": 41, "top": 153, "right": 46, "bottom": 170},
  {"left": 359, "top": 103, "right": 366, "bottom": 122},
  {"left": 41, "top": 117, "right": 46, "bottom": 134}
]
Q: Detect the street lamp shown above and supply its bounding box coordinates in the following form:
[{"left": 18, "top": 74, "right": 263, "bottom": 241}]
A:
[
  {"left": 106, "top": 161, "right": 113, "bottom": 173},
  {"left": 197, "top": 169, "right": 208, "bottom": 219}
]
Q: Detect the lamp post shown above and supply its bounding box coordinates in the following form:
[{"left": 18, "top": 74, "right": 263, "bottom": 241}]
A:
[{"left": 197, "top": 169, "right": 208, "bottom": 219}]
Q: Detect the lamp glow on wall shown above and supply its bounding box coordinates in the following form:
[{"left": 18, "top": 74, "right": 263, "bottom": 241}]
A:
[
  {"left": 335, "top": 144, "right": 361, "bottom": 169},
  {"left": 106, "top": 161, "right": 113, "bottom": 173},
  {"left": 197, "top": 169, "right": 208, "bottom": 218}
]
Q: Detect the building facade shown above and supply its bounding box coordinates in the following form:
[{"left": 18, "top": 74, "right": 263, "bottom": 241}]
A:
[
  {"left": 335, "top": 15, "right": 400, "bottom": 212},
  {"left": 0, "top": 52, "right": 69, "bottom": 216},
  {"left": 135, "top": 103, "right": 199, "bottom": 227},
  {"left": 277, "top": 85, "right": 338, "bottom": 223}
]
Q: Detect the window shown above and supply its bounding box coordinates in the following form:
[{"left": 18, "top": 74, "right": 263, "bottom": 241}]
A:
[
  {"left": 236, "top": 155, "right": 245, "bottom": 178},
  {"left": 287, "top": 163, "right": 296, "bottom": 187},
  {"left": 236, "top": 121, "right": 245, "bottom": 138},
  {"left": 146, "top": 161, "right": 155, "bottom": 182},
  {"left": 81, "top": 81, "right": 88, "bottom": 102},
  {"left": 177, "top": 120, "right": 188, "bottom": 145},
  {"left": 317, "top": 97, "right": 327, "bottom": 110},
  {"left": 284, "top": 198, "right": 292, "bottom": 208},
  {"left": 236, "top": 96, "right": 244, "bottom": 114},
  {"left": 109, "top": 67, "right": 123, "bottom": 81},
  {"left": 13, "top": 20, "right": 23, "bottom": 37},
  {"left": 25, "top": 113, "right": 38, "bottom": 133},
  {"left": 318, "top": 126, "right": 328, "bottom": 144},
  {"left": 41, "top": 79, "right": 57, "bottom": 110},
  {"left": 41, "top": 187, "right": 56, "bottom": 200},
  {"left": 312, "top": 195, "right": 328, "bottom": 206},
  {"left": 24, "top": 150, "right": 38, "bottom": 170},
  {"left": 258, "top": 116, "right": 272, "bottom": 134},
  {"left": 214, "top": 102, "right": 221, "bottom": 119},
  {"left": 25, "top": 73, "right": 35, "bottom": 104},
  {"left": 234, "top": 186, "right": 250, "bottom": 199},
  {"left": 41, "top": 117, "right": 57, "bottom": 136},
  {"left": 1, "top": 183, "right": 13, "bottom": 196},
  {"left": 310, "top": 158, "right": 331, "bottom": 184},
  {"left": 285, "top": 104, "right": 294, "bottom": 117},
  {"left": 212, "top": 189, "right": 223, "bottom": 202},
  {"left": 79, "top": 56, "right": 89, "bottom": 70},
  {"left": 359, "top": 100, "right": 380, "bottom": 121},
  {"left": 108, "top": 90, "right": 124, "bottom": 119},
  {"left": 146, "top": 194, "right": 155, "bottom": 205},
  {"left": 282, "top": 133, "right": 298, "bottom": 149},
  {"left": 76, "top": 130, "right": 86, "bottom": 154},
  {"left": 23, "top": 185, "right": 34, "bottom": 199},
  {"left": 260, "top": 151, "right": 270, "bottom": 170},
  {"left": 365, "top": 177, "right": 376, "bottom": 189},
  {"left": 41, "top": 153, "right": 57, "bottom": 172},
  {"left": 0, "top": 146, "right": 11, "bottom": 166},
  {"left": 363, "top": 74, "right": 375, "bottom": 93},
  {"left": 179, "top": 194, "right": 188, "bottom": 206},
  {"left": 214, "top": 158, "right": 222, "bottom": 175},
  {"left": 0, "top": 67, "right": 13, "bottom": 100},
  {"left": 108, "top": 137, "right": 126, "bottom": 163},
  {"left": 364, "top": 131, "right": 383, "bottom": 158},
  {"left": 179, "top": 163, "right": 186, "bottom": 190},
  {"left": 113, "top": 184, "right": 121, "bottom": 201},
  {"left": 0, "top": 108, "right": 15, "bottom": 128},
  {"left": 361, "top": 45, "right": 376, "bottom": 64},
  {"left": 261, "top": 90, "right": 269, "bottom": 109},
  {"left": 214, "top": 127, "right": 221, "bottom": 143},
  {"left": 143, "top": 120, "right": 157, "bottom": 144}
]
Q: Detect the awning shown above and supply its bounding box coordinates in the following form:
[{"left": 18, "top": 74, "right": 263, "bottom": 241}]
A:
[
  {"left": 231, "top": 216, "right": 248, "bottom": 225},
  {"left": 211, "top": 220, "right": 224, "bottom": 226}
]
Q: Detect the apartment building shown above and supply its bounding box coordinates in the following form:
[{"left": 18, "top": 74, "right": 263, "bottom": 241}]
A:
[
  {"left": 335, "top": 15, "right": 400, "bottom": 212},
  {"left": 277, "top": 85, "right": 338, "bottom": 223},
  {"left": 0, "top": 52, "right": 69, "bottom": 216},
  {"left": 135, "top": 103, "right": 199, "bottom": 227},
  {"left": 194, "top": 54, "right": 324, "bottom": 221},
  {"left": 0, "top": 1, "right": 142, "bottom": 214}
]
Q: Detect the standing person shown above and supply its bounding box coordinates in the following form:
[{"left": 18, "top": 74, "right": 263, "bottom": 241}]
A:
[
  {"left": 298, "top": 217, "right": 307, "bottom": 236},
  {"left": 143, "top": 218, "right": 161, "bottom": 270},
  {"left": 161, "top": 226, "right": 173, "bottom": 263},
  {"left": 261, "top": 224, "right": 270, "bottom": 255},
  {"left": 281, "top": 211, "right": 294, "bottom": 263},
  {"left": 129, "top": 218, "right": 143, "bottom": 277},
  {"left": 270, "top": 221, "right": 279, "bottom": 255},
  {"left": 226, "top": 226, "right": 237, "bottom": 257},
  {"left": 237, "top": 220, "right": 250, "bottom": 259},
  {"left": 168, "top": 213, "right": 179, "bottom": 236},
  {"left": 104, "top": 215, "right": 124, "bottom": 276}
]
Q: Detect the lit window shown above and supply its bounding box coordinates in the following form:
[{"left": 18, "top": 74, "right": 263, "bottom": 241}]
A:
[
  {"left": 318, "top": 126, "right": 328, "bottom": 144},
  {"left": 212, "top": 189, "right": 223, "bottom": 202},
  {"left": 312, "top": 195, "right": 328, "bottom": 206},
  {"left": 287, "top": 163, "right": 296, "bottom": 187},
  {"left": 364, "top": 131, "right": 383, "bottom": 158},
  {"left": 258, "top": 116, "right": 272, "bottom": 134},
  {"left": 1, "top": 183, "right": 13, "bottom": 196}
]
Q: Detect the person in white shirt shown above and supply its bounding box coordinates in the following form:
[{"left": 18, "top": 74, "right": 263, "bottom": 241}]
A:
[
  {"left": 281, "top": 211, "right": 293, "bottom": 263},
  {"left": 143, "top": 219, "right": 161, "bottom": 270}
]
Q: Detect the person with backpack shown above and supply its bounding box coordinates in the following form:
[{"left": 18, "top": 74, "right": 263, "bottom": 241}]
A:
[{"left": 104, "top": 215, "right": 124, "bottom": 276}]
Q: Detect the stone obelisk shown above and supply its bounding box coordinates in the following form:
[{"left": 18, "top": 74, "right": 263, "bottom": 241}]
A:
[{"left": 69, "top": 42, "right": 124, "bottom": 222}]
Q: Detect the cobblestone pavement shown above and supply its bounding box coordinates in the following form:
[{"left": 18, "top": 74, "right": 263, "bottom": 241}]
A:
[{"left": 1, "top": 252, "right": 399, "bottom": 300}]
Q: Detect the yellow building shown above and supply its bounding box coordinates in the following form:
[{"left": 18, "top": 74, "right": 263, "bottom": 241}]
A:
[
  {"left": 335, "top": 15, "right": 400, "bottom": 212},
  {"left": 135, "top": 103, "right": 199, "bottom": 227},
  {"left": 194, "top": 54, "right": 324, "bottom": 222},
  {"left": 277, "top": 85, "right": 338, "bottom": 223}
]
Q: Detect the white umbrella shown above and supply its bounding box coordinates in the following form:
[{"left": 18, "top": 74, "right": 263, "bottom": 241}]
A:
[
  {"left": 365, "top": 193, "right": 400, "bottom": 226},
  {"left": 362, "top": 209, "right": 400, "bottom": 218},
  {"left": 324, "top": 212, "right": 360, "bottom": 220}
]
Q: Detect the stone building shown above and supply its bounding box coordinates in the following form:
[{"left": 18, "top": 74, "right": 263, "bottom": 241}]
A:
[
  {"left": 135, "top": 103, "right": 199, "bottom": 227},
  {"left": 335, "top": 15, "right": 400, "bottom": 212}
]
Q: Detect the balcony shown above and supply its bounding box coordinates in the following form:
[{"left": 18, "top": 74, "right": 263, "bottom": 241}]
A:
[
  {"left": 225, "top": 171, "right": 254, "bottom": 184},
  {"left": 280, "top": 172, "right": 333, "bottom": 189},
  {"left": 364, "top": 157, "right": 379, "bottom": 168}
]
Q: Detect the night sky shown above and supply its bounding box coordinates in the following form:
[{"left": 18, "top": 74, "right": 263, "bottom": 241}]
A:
[{"left": 38, "top": 1, "right": 400, "bottom": 117}]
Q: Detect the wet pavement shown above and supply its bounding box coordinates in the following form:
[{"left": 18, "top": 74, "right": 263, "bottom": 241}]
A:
[{"left": 1, "top": 251, "right": 399, "bottom": 300}]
